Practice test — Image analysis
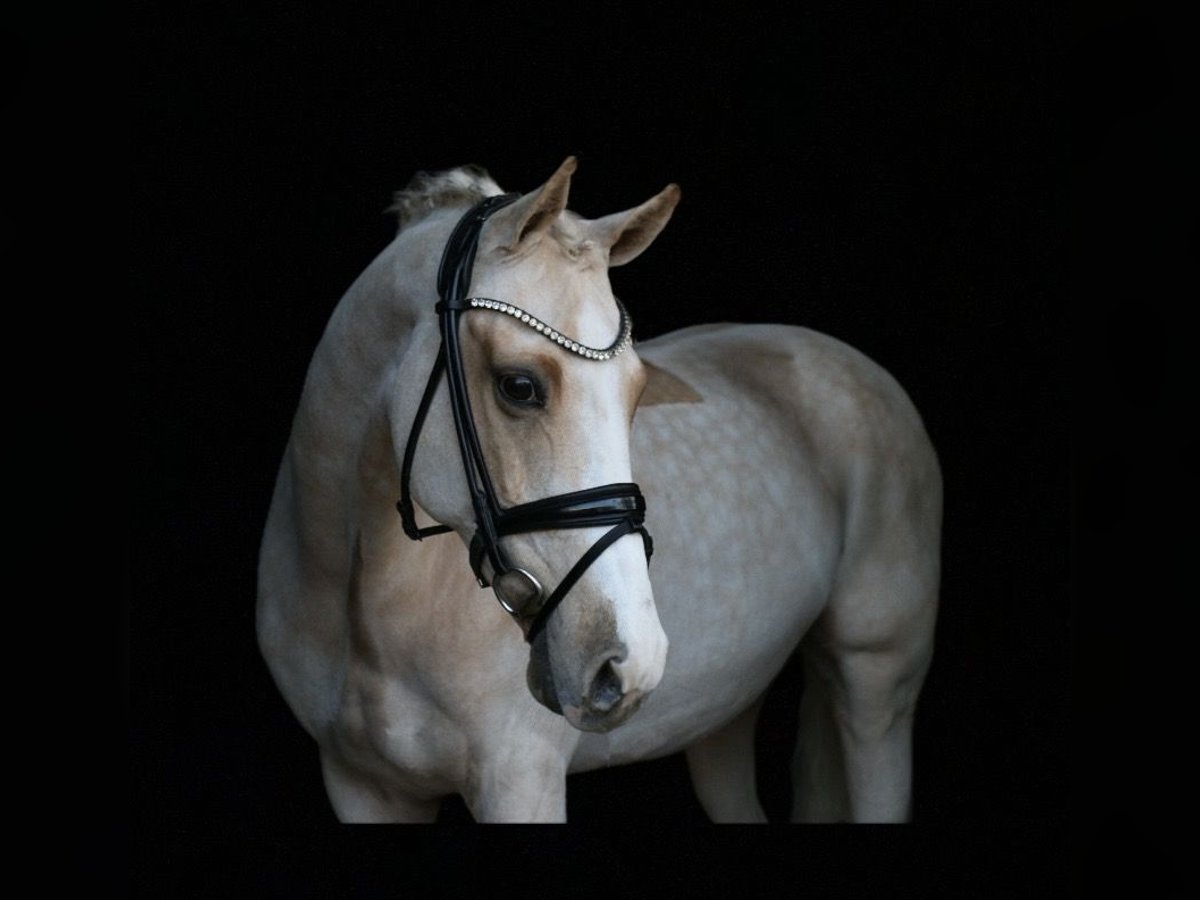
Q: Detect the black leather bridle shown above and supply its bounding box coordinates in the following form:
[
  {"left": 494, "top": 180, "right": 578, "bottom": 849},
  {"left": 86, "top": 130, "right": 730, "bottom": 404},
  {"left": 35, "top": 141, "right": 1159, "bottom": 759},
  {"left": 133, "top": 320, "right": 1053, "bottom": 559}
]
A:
[{"left": 396, "top": 194, "right": 653, "bottom": 643}]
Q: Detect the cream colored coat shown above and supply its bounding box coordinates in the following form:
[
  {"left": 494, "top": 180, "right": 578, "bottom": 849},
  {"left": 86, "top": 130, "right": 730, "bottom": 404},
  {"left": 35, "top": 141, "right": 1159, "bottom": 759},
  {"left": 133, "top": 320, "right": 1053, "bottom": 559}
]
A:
[{"left": 257, "top": 158, "right": 941, "bottom": 822}]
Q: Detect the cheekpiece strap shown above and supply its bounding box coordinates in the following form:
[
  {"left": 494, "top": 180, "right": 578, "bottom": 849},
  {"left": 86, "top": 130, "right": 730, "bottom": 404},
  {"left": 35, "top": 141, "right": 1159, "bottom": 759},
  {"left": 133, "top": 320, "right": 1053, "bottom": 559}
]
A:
[{"left": 396, "top": 191, "right": 654, "bottom": 644}]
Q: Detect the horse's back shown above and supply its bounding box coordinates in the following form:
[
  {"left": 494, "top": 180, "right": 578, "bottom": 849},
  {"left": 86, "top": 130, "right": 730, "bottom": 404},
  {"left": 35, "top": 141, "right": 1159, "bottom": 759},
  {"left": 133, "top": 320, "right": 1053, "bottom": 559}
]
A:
[
  {"left": 639, "top": 321, "right": 931, "bottom": 446},
  {"left": 650, "top": 318, "right": 940, "bottom": 618},
  {"left": 637, "top": 322, "right": 939, "bottom": 531}
]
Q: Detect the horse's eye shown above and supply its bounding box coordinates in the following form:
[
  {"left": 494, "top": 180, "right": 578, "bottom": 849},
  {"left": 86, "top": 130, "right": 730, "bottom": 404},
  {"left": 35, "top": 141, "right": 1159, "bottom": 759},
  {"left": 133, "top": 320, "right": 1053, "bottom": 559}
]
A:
[{"left": 496, "top": 373, "right": 544, "bottom": 408}]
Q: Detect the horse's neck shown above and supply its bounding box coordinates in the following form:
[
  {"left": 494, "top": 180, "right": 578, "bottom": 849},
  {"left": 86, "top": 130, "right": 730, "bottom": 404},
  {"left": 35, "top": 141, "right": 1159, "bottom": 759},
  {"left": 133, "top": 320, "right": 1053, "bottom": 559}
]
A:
[{"left": 284, "top": 223, "right": 442, "bottom": 573}]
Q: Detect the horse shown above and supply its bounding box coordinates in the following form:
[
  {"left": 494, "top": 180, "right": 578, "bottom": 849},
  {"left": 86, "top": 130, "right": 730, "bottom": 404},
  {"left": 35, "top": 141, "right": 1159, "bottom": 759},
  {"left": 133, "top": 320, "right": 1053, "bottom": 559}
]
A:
[{"left": 256, "top": 156, "right": 941, "bottom": 823}]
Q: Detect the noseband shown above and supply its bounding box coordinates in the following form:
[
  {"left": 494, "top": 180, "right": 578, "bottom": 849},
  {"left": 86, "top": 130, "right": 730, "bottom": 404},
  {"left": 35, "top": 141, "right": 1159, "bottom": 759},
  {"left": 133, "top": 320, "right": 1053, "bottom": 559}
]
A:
[{"left": 396, "top": 194, "right": 653, "bottom": 643}]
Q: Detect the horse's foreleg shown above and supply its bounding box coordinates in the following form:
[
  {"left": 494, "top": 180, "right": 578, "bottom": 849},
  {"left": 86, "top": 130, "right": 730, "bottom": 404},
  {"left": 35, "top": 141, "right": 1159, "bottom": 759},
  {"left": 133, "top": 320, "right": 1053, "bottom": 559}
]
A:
[
  {"left": 320, "top": 751, "right": 441, "bottom": 823},
  {"left": 685, "top": 696, "right": 768, "bottom": 822},
  {"left": 464, "top": 759, "right": 570, "bottom": 823}
]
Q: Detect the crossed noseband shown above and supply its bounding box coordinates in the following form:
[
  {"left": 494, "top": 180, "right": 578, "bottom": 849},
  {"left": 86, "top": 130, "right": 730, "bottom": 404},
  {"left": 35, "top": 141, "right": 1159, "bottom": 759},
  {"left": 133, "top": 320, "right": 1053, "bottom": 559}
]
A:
[{"left": 397, "top": 194, "right": 653, "bottom": 643}]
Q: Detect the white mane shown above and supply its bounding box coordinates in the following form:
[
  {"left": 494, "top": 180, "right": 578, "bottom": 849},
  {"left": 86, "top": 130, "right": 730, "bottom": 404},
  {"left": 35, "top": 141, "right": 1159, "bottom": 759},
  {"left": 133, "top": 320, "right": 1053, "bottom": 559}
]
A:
[{"left": 389, "top": 164, "right": 504, "bottom": 231}]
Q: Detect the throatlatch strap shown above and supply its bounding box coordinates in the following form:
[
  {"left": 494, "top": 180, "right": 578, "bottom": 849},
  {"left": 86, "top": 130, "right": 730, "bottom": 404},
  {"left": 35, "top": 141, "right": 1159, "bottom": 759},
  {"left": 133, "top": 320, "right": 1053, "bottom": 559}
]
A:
[{"left": 396, "top": 344, "right": 453, "bottom": 541}]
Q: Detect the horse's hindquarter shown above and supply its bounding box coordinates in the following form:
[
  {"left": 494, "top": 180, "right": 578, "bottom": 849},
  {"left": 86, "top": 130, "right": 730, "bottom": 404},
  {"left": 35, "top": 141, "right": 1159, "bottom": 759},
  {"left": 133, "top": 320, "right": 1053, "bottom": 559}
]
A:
[{"left": 574, "top": 323, "right": 941, "bottom": 768}]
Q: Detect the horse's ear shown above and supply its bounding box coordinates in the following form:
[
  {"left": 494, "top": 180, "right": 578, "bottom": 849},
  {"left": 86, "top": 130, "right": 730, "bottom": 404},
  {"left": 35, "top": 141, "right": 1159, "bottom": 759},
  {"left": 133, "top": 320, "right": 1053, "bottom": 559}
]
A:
[
  {"left": 493, "top": 156, "right": 578, "bottom": 249},
  {"left": 589, "top": 183, "right": 682, "bottom": 267},
  {"left": 637, "top": 360, "right": 703, "bottom": 407}
]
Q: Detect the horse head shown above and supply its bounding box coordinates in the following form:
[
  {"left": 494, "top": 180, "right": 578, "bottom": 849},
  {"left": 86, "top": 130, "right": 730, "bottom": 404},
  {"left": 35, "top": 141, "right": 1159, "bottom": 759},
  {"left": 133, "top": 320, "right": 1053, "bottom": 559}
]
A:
[{"left": 399, "top": 157, "right": 680, "bottom": 732}]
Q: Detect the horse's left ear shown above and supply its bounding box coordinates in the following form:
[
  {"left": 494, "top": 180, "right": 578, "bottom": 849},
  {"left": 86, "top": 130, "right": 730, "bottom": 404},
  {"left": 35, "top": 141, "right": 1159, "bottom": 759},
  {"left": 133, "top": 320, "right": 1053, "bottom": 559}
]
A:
[
  {"left": 589, "top": 183, "right": 682, "bottom": 267},
  {"left": 493, "top": 156, "right": 579, "bottom": 250}
]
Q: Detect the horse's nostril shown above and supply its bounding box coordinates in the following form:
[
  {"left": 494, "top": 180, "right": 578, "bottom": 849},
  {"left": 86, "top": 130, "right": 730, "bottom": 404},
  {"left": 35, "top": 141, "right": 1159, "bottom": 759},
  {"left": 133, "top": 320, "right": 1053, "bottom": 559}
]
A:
[{"left": 589, "top": 659, "right": 625, "bottom": 712}]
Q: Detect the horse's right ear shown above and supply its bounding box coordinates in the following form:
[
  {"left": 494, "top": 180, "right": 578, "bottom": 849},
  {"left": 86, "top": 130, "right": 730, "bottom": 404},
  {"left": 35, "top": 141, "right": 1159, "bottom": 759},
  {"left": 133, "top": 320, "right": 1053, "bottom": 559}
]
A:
[
  {"left": 589, "top": 183, "right": 681, "bottom": 267},
  {"left": 491, "top": 156, "right": 578, "bottom": 250}
]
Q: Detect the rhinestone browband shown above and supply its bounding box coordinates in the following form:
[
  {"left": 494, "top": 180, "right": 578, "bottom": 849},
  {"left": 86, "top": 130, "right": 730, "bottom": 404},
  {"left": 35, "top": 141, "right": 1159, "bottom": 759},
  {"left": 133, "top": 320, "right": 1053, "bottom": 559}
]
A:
[{"left": 465, "top": 297, "right": 633, "bottom": 361}]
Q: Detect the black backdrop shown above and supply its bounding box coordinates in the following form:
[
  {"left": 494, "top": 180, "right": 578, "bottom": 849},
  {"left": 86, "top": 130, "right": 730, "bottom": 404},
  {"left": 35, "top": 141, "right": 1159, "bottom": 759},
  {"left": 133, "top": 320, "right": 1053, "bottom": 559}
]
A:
[{"left": 126, "top": 1, "right": 1121, "bottom": 893}]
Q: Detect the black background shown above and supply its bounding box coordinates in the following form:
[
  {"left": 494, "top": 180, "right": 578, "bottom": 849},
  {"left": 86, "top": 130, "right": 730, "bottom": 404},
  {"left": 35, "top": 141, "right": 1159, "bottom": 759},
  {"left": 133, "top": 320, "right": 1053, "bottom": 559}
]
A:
[{"left": 119, "top": 1, "right": 1183, "bottom": 894}]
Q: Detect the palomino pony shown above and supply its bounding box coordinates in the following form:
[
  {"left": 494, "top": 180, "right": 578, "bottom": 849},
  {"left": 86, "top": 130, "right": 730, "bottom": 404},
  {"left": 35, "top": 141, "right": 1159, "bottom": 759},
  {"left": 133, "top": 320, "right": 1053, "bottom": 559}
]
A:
[{"left": 257, "top": 157, "right": 941, "bottom": 823}]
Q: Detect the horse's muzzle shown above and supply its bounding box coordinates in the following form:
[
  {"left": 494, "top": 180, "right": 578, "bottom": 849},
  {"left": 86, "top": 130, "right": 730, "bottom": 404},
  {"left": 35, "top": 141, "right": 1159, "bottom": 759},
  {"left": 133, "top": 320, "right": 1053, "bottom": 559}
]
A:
[{"left": 526, "top": 633, "right": 648, "bottom": 731}]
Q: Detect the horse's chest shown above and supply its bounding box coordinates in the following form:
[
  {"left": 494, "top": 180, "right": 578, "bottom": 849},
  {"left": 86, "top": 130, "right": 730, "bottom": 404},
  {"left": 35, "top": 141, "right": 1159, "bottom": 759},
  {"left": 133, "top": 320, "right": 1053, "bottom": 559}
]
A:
[{"left": 331, "top": 661, "right": 471, "bottom": 793}]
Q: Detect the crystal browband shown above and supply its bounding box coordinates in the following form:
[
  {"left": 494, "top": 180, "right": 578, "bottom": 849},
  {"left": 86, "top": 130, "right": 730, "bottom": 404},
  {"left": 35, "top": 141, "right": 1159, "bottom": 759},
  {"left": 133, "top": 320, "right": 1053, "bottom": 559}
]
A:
[{"left": 465, "top": 297, "right": 633, "bottom": 361}]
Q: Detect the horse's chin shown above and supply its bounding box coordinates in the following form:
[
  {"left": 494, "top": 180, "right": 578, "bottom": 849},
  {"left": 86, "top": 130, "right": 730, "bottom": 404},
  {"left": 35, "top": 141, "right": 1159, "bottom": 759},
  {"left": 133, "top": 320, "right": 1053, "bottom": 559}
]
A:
[{"left": 561, "top": 693, "right": 645, "bottom": 733}]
